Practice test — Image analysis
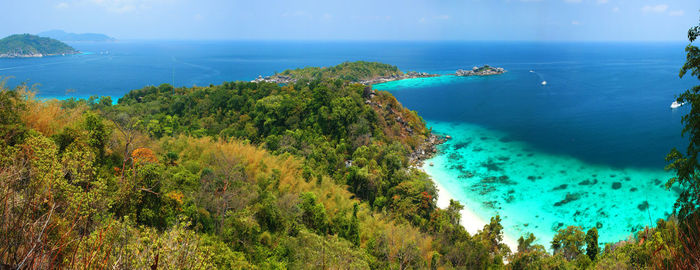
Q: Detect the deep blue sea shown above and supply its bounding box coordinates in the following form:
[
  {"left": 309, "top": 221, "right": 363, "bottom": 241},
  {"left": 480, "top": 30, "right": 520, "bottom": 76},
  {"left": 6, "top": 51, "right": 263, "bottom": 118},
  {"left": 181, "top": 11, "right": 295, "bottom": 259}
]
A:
[{"left": 1, "top": 40, "right": 696, "bottom": 246}]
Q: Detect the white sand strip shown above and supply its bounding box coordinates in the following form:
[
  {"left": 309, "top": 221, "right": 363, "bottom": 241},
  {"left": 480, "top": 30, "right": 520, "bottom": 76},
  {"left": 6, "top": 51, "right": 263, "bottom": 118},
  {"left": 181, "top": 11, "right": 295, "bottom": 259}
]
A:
[{"left": 433, "top": 174, "right": 519, "bottom": 252}]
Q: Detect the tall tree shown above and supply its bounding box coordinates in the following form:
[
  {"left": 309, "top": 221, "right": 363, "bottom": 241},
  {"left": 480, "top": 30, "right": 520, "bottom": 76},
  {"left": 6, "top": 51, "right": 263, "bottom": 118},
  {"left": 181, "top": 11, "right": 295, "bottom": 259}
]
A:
[
  {"left": 666, "top": 18, "right": 700, "bottom": 221},
  {"left": 585, "top": 227, "right": 598, "bottom": 261}
]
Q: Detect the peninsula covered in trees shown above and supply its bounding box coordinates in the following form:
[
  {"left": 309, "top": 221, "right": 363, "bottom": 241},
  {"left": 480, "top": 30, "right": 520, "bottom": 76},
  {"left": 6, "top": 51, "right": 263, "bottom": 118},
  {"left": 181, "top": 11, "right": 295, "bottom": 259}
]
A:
[
  {"left": 252, "top": 61, "right": 438, "bottom": 85},
  {"left": 252, "top": 61, "right": 507, "bottom": 86},
  {"left": 0, "top": 34, "right": 78, "bottom": 58}
]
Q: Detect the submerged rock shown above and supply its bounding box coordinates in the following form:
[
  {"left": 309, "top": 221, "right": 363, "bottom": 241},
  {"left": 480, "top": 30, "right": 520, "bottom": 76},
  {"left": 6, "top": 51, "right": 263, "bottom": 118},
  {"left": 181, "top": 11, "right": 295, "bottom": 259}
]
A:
[
  {"left": 638, "top": 201, "right": 649, "bottom": 211},
  {"left": 612, "top": 182, "right": 622, "bottom": 190},
  {"left": 453, "top": 142, "right": 470, "bottom": 150},
  {"left": 630, "top": 187, "right": 638, "bottom": 192},
  {"left": 554, "top": 193, "right": 581, "bottom": 207},
  {"left": 596, "top": 222, "right": 603, "bottom": 229},
  {"left": 458, "top": 171, "right": 474, "bottom": 179},
  {"left": 552, "top": 184, "right": 568, "bottom": 191},
  {"left": 480, "top": 175, "right": 515, "bottom": 185},
  {"left": 527, "top": 176, "right": 537, "bottom": 181},
  {"left": 483, "top": 201, "right": 498, "bottom": 209},
  {"left": 552, "top": 222, "right": 564, "bottom": 232},
  {"left": 481, "top": 159, "right": 504, "bottom": 172}
]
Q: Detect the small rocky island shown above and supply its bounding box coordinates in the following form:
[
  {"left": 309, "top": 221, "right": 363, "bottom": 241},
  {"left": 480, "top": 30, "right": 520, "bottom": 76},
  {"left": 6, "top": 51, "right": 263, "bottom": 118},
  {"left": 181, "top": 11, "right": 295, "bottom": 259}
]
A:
[
  {"left": 455, "top": 65, "right": 506, "bottom": 76},
  {"left": 0, "top": 34, "right": 78, "bottom": 58}
]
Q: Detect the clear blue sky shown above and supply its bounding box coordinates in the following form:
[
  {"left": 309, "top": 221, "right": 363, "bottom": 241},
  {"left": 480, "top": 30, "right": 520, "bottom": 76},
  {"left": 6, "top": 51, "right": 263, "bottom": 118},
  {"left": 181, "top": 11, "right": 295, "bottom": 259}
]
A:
[{"left": 0, "top": 0, "right": 697, "bottom": 41}]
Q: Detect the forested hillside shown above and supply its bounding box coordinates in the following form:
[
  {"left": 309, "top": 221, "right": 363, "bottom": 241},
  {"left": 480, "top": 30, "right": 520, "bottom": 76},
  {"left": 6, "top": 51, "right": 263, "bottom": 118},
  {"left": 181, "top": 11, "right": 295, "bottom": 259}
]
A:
[
  {"left": 0, "top": 34, "right": 77, "bottom": 57},
  {"left": 1, "top": 59, "right": 698, "bottom": 269}
]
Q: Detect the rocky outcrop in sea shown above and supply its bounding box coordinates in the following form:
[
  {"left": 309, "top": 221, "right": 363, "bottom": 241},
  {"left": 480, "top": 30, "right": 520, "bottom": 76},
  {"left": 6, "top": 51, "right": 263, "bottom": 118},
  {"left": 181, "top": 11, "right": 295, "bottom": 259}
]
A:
[{"left": 455, "top": 65, "right": 505, "bottom": 76}]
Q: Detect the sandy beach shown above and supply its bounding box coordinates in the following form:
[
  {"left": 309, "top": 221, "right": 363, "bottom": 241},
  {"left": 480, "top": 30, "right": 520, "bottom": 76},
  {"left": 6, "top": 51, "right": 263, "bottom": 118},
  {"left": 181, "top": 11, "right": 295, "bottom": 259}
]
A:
[{"left": 430, "top": 167, "right": 519, "bottom": 252}]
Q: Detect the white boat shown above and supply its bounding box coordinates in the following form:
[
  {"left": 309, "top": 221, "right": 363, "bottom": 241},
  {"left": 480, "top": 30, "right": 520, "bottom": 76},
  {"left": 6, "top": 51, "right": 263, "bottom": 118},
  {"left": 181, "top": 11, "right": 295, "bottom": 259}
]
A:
[
  {"left": 529, "top": 70, "right": 534, "bottom": 73},
  {"left": 671, "top": 101, "right": 685, "bottom": 109},
  {"left": 541, "top": 81, "right": 547, "bottom": 86}
]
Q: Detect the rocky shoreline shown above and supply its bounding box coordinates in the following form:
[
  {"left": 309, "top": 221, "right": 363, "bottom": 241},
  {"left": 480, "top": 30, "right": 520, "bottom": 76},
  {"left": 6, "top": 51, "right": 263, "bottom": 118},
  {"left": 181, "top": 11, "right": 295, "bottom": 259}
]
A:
[
  {"left": 0, "top": 51, "right": 79, "bottom": 58},
  {"left": 409, "top": 133, "right": 447, "bottom": 167},
  {"left": 358, "top": 71, "right": 439, "bottom": 85}
]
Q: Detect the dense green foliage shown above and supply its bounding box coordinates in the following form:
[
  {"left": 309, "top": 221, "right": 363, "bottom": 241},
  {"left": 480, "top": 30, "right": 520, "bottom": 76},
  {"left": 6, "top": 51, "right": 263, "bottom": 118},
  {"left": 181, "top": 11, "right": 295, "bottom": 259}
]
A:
[
  {"left": 0, "top": 75, "right": 513, "bottom": 269},
  {"left": 666, "top": 19, "right": 700, "bottom": 222},
  {"left": 2, "top": 55, "right": 699, "bottom": 269},
  {"left": 0, "top": 34, "right": 76, "bottom": 56},
  {"left": 278, "top": 61, "right": 402, "bottom": 82}
]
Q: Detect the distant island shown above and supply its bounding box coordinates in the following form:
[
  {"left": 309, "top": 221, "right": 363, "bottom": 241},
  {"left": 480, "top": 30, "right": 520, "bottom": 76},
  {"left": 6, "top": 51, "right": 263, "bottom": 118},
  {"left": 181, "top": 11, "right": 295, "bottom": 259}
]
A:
[
  {"left": 454, "top": 65, "right": 506, "bottom": 76},
  {"left": 252, "top": 61, "right": 437, "bottom": 84},
  {"left": 38, "top": 30, "right": 115, "bottom": 42},
  {"left": 0, "top": 34, "right": 78, "bottom": 58},
  {"left": 253, "top": 61, "right": 504, "bottom": 85}
]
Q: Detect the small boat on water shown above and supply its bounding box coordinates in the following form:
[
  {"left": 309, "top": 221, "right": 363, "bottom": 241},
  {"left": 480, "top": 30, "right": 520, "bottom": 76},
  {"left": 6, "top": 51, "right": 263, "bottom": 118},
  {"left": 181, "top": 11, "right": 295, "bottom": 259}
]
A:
[
  {"left": 541, "top": 81, "right": 547, "bottom": 86},
  {"left": 671, "top": 101, "right": 685, "bottom": 109}
]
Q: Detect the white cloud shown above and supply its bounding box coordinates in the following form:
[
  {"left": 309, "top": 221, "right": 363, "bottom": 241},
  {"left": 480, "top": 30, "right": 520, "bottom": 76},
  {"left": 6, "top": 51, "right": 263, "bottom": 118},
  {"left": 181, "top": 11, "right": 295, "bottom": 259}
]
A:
[
  {"left": 597, "top": 0, "right": 608, "bottom": 4},
  {"left": 418, "top": 15, "right": 450, "bottom": 24},
  {"left": 55, "top": 2, "right": 69, "bottom": 9},
  {"left": 435, "top": 14, "right": 450, "bottom": 20},
  {"left": 193, "top": 13, "right": 202, "bottom": 21},
  {"left": 612, "top": 7, "right": 619, "bottom": 12},
  {"left": 668, "top": 10, "right": 684, "bottom": 16},
  {"left": 641, "top": 4, "right": 669, "bottom": 13},
  {"left": 321, "top": 13, "right": 333, "bottom": 21},
  {"left": 564, "top": 0, "right": 582, "bottom": 3},
  {"left": 571, "top": 20, "right": 581, "bottom": 25},
  {"left": 85, "top": 0, "right": 173, "bottom": 14},
  {"left": 281, "top": 10, "right": 312, "bottom": 19}
]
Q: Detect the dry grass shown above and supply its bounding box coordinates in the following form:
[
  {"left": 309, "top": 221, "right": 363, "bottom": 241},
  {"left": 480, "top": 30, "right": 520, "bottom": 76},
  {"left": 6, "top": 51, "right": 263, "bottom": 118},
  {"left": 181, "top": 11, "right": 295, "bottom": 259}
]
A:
[
  {"left": 168, "top": 135, "right": 439, "bottom": 265},
  {"left": 15, "top": 89, "right": 85, "bottom": 137}
]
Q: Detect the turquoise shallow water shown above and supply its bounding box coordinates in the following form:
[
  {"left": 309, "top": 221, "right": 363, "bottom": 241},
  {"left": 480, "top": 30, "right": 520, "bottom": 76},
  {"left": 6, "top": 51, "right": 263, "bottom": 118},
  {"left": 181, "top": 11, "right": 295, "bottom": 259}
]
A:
[
  {"left": 421, "top": 121, "right": 676, "bottom": 246},
  {"left": 373, "top": 51, "right": 693, "bottom": 246}
]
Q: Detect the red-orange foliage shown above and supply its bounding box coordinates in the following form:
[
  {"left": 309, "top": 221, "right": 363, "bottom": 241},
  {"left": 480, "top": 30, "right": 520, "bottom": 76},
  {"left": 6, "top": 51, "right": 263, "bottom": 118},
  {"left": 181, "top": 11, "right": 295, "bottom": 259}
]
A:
[
  {"left": 131, "top": 148, "right": 158, "bottom": 165},
  {"left": 420, "top": 191, "right": 433, "bottom": 210}
]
